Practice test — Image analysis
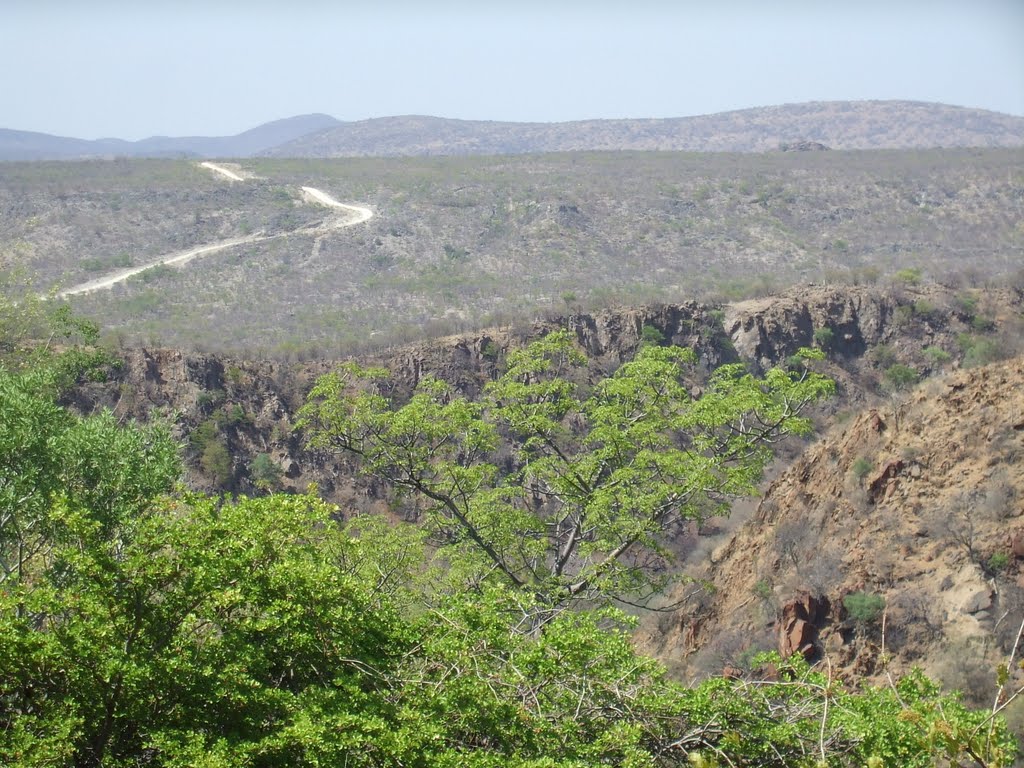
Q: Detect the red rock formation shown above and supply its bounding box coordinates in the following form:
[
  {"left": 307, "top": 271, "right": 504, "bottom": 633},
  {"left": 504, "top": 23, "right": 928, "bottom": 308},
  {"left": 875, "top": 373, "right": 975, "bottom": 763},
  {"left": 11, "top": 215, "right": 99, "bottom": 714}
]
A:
[{"left": 778, "top": 593, "right": 830, "bottom": 660}]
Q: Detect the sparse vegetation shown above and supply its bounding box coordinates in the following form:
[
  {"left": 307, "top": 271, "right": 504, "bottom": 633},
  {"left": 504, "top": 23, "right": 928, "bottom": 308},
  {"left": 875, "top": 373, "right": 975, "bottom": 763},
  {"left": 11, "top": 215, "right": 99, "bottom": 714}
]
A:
[
  {"left": 250, "top": 452, "right": 283, "bottom": 491},
  {"left": 4, "top": 316, "right": 1019, "bottom": 767},
  {"left": 844, "top": 591, "right": 886, "bottom": 624},
  {"left": 813, "top": 325, "right": 835, "bottom": 351},
  {"left": 852, "top": 456, "right": 873, "bottom": 480},
  {"left": 1, "top": 148, "right": 1017, "bottom": 355},
  {"left": 884, "top": 363, "right": 920, "bottom": 390},
  {"left": 893, "top": 267, "right": 923, "bottom": 285}
]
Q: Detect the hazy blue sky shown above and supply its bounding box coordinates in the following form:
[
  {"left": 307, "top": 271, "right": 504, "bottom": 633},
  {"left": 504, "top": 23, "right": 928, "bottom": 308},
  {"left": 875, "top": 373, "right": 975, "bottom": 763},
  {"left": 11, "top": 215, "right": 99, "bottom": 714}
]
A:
[{"left": 3, "top": 0, "right": 1022, "bottom": 140}]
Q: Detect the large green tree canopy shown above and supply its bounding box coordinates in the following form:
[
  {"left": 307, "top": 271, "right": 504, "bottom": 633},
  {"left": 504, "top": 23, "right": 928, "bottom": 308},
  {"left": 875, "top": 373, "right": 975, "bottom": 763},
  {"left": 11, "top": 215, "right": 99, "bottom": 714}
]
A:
[{"left": 299, "top": 331, "right": 836, "bottom": 617}]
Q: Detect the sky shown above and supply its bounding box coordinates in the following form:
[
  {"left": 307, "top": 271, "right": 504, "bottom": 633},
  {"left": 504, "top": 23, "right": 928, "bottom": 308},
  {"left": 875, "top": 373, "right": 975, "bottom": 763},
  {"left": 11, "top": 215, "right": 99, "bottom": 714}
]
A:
[{"left": 2, "top": 0, "right": 1023, "bottom": 140}]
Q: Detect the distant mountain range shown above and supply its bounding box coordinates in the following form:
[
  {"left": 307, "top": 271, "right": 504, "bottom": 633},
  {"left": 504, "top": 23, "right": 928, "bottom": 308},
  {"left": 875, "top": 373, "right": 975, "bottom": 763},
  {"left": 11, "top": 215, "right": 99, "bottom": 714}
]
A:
[
  {"left": 0, "top": 114, "right": 340, "bottom": 162},
  {"left": 3, "top": 101, "right": 1022, "bottom": 161}
]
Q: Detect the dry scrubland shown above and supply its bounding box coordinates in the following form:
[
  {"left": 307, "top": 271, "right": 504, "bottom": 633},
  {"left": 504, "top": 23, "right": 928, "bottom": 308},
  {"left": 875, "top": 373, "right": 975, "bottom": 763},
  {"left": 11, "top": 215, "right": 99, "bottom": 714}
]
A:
[{"left": 1, "top": 150, "right": 1022, "bottom": 355}]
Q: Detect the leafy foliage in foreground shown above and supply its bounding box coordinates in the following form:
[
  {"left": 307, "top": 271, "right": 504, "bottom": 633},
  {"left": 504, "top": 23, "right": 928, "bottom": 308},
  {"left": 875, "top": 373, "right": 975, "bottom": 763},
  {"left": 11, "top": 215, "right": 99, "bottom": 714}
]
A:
[{"left": 0, "top": 338, "right": 1017, "bottom": 766}]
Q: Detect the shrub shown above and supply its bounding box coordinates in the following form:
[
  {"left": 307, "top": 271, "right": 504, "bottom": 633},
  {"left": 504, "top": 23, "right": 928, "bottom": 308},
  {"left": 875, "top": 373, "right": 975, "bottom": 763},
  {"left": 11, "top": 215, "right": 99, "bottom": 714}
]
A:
[
  {"left": 871, "top": 344, "right": 897, "bottom": 369},
  {"left": 214, "top": 403, "right": 249, "bottom": 428},
  {"left": 971, "top": 314, "right": 996, "bottom": 333},
  {"left": 961, "top": 337, "right": 1005, "bottom": 368},
  {"left": 852, "top": 457, "right": 873, "bottom": 480},
  {"left": 200, "top": 438, "right": 232, "bottom": 486},
  {"left": 884, "top": 363, "right": 919, "bottom": 391},
  {"left": 813, "top": 326, "right": 835, "bottom": 351},
  {"left": 443, "top": 244, "right": 469, "bottom": 262},
  {"left": 225, "top": 365, "right": 245, "bottom": 387},
  {"left": 923, "top": 346, "right": 951, "bottom": 366},
  {"left": 753, "top": 579, "right": 774, "bottom": 604},
  {"left": 955, "top": 292, "right": 978, "bottom": 315},
  {"left": 893, "top": 267, "right": 922, "bottom": 285},
  {"left": 844, "top": 591, "right": 885, "bottom": 624},
  {"left": 197, "top": 388, "right": 226, "bottom": 410},
  {"left": 250, "top": 453, "right": 283, "bottom": 491},
  {"left": 640, "top": 324, "right": 665, "bottom": 347},
  {"left": 893, "top": 305, "right": 915, "bottom": 327},
  {"left": 987, "top": 552, "right": 1010, "bottom": 575},
  {"left": 912, "top": 299, "right": 938, "bottom": 321}
]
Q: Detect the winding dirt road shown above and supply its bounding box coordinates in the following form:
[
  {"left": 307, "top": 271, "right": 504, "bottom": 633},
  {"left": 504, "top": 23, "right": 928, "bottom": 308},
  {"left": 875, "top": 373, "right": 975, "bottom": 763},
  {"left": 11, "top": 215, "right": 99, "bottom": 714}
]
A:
[
  {"left": 199, "top": 161, "right": 246, "bottom": 182},
  {"left": 58, "top": 165, "right": 374, "bottom": 297}
]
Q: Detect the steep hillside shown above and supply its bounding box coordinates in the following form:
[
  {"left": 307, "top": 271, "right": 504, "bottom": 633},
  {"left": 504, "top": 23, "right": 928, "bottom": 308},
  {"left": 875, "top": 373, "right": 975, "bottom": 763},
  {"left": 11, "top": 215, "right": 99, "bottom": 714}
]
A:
[
  {"left": 639, "top": 355, "right": 1024, "bottom": 711},
  {"left": 265, "top": 101, "right": 1024, "bottom": 157}
]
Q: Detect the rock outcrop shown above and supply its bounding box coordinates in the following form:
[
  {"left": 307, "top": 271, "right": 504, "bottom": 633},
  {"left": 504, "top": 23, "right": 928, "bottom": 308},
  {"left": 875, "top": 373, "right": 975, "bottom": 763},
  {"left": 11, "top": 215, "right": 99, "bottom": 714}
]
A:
[
  {"left": 74, "top": 283, "right": 1022, "bottom": 517},
  {"left": 639, "top": 355, "right": 1024, "bottom": 700},
  {"left": 779, "top": 593, "right": 831, "bottom": 659}
]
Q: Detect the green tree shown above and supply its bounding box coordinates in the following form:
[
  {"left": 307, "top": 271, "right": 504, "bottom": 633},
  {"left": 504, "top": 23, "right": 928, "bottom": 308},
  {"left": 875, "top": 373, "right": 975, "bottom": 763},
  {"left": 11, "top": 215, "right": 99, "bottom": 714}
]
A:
[
  {"left": 812, "top": 325, "right": 835, "bottom": 352},
  {"left": 250, "top": 452, "right": 284, "bottom": 491},
  {"left": 200, "top": 435, "right": 232, "bottom": 485},
  {"left": 640, "top": 323, "right": 666, "bottom": 347},
  {"left": 884, "top": 363, "right": 920, "bottom": 391},
  {"left": 299, "top": 332, "right": 835, "bottom": 619}
]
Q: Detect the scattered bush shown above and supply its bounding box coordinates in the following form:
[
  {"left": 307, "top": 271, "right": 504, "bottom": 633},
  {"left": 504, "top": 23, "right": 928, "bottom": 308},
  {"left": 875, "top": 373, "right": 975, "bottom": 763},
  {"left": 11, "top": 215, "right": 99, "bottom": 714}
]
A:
[
  {"left": 250, "top": 453, "right": 283, "bottom": 491},
  {"left": 884, "top": 363, "right": 919, "bottom": 390},
  {"left": 893, "top": 267, "right": 923, "bottom": 285},
  {"left": 640, "top": 324, "right": 666, "bottom": 346},
  {"left": 813, "top": 326, "right": 835, "bottom": 351},
  {"left": 851, "top": 457, "right": 873, "bottom": 480},
  {"left": 844, "top": 591, "right": 886, "bottom": 624}
]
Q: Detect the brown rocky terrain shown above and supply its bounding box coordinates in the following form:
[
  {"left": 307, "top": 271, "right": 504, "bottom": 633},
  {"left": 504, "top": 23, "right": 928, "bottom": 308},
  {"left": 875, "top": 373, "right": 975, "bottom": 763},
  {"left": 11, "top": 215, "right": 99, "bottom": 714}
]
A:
[{"left": 639, "top": 354, "right": 1024, "bottom": 719}]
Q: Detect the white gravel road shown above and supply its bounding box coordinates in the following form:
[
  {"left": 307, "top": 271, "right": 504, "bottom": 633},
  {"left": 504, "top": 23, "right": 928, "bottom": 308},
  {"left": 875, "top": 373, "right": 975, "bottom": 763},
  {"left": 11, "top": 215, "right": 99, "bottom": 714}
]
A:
[{"left": 58, "top": 165, "right": 374, "bottom": 297}]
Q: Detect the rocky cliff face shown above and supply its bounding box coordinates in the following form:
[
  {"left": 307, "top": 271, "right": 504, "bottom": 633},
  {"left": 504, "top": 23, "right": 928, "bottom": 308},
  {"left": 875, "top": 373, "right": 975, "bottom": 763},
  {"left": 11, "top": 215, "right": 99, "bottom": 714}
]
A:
[
  {"left": 638, "top": 355, "right": 1024, "bottom": 709},
  {"left": 73, "top": 283, "right": 1021, "bottom": 511}
]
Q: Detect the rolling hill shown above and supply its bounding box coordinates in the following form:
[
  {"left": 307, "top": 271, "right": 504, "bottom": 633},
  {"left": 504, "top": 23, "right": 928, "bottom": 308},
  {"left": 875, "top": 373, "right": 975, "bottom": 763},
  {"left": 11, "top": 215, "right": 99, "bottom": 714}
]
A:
[{"left": 3, "top": 101, "right": 1021, "bottom": 162}]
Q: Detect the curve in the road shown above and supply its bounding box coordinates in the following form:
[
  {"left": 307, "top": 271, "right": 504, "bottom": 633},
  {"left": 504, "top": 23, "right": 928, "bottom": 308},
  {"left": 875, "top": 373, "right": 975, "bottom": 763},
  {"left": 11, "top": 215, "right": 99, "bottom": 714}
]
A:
[
  {"left": 199, "top": 161, "right": 246, "bottom": 182},
  {"left": 58, "top": 165, "right": 374, "bottom": 297}
]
